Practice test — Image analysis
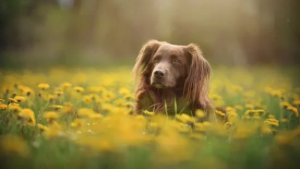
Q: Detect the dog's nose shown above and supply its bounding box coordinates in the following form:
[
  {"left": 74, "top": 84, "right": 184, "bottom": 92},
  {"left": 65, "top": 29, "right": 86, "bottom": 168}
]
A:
[{"left": 154, "top": 70, "right": 165, "bottom": 77}]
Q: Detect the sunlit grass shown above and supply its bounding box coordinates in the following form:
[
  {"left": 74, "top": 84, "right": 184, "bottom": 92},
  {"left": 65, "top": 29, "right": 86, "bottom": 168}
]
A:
[{"left": 0, "top": 66, "right": 300, "bottom": 169}]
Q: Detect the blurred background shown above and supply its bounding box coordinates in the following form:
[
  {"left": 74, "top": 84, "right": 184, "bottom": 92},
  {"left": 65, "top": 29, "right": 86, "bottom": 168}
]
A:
[{"left": 0, "top": 0, "right": 299, "bottom": 68}]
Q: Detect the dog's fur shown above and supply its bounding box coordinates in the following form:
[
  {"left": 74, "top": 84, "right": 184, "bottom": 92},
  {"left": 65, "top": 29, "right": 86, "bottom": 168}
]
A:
[{"left": 132, "top": 40, "right": 215, "bottom": 121}]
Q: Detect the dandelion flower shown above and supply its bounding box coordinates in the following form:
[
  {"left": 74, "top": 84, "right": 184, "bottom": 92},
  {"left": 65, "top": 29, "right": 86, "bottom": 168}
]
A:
[
  {"left": 215, "top": 110, "right": 225, "bottom": 117},
  {"left": 83, "top": 96, "right": 92, "bottom": 104},
  {"left": 287, "top": 106, "right": 299, "bottom": 116},
  {"left": 38, "top": 83, "right": 50, "bottom": 90},
  {"left": 77, "top": 108, "right": 94, "bottom": 118},
  {"left": 74, "top": 86, "right": 84, "bottom": 93},
  {"left": 144, "top": 110, "right": 155, "bottom": 116},
  {"left": 176, "top": 114, "right": 195, "bottom": 123},
  {"left": 43, "top": 111, "right": 60, "bottom": 122},
  {"left": 70, "top": 119, "right": 84, "bottom": 128},
  {"left": 60, "top": 82, "right": 72, "bottom": 89},
  {"left": 245, "top": 104, "right": 254, "bottom": 109},
  {"left": 264, "top": 118, "right": 279, "bottom": 127},
  {"left": 8, "top": 98, "right": 17, "bottom": 104},
  {"left": 292, "top": 100, "right": 300, "bottom": 106},
  {"left": 50, "top": 105, "right": 63, "bottom": 111},
  {"left": 37, "top": 123, "right": 49, "bottom": 132},
  {"left": 88, "top": 113, "right": 103, "bottom": 119},
  {"left": 0, "top": 135, "right": 29, "bottom": 157},
  {"left": 54, "top": 90, "right": 63, "bottom": 97},
  {"left": 119, "top": 87, "right": 130, "bottom": 95},
  {"left": 261, "top": 124, "right": 272, "bottom": 134},
  {"left": 8, "top": 104, "right": 22, "bottom": 113},
  {"left": 280, "top": 102, "right": 291, "bottom": 109},
  {"left": 14, "top": 96, "right": 26, "bottom": 102},
  {"left": 195, "top": 109, "right": 206, "bottom": 118},
  {"left": 18, "top": 109, "right": 36, "bottom": 127},
  {"left": 0, "top": 104, "right": 8, "bottom": 110},
  {"left": 280, "top": 118, "right": 288, "bottom": 123},
  {"left": 194, "top": 122, "right": 206, "bottom": 132}
]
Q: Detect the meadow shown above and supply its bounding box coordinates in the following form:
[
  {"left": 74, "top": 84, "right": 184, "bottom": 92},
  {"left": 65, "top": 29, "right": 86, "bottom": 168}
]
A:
[{"left": 0, "top": 66, "right": 300, "bottom": 169}]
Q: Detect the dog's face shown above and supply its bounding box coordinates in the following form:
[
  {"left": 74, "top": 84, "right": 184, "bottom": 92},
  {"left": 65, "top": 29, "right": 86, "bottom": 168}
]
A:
[
  {"left": 133, "top": 40, "right": 211, "bottom": 108},
  {"left": 150, "top": 44, "right": 188, "bottom": 88}
]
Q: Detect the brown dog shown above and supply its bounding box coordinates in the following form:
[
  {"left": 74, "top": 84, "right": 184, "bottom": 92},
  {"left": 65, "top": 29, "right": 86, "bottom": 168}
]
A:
[{"left": 132, "top": 40, "right": 215, "bottom": 121}]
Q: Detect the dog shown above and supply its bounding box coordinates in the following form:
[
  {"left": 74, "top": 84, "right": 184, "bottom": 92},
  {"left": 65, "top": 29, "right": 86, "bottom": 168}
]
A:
[{"left": 132, "top": 40, "right": 216, "bottom": 121}]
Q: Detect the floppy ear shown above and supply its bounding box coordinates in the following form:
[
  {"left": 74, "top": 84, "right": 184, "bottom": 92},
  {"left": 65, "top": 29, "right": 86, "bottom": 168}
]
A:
[
  {"left": 184, "top": 43, "right": 212, "bottom": 111},
  {"left": 132, "top": 40, "right": 161, "bottom": 81}
]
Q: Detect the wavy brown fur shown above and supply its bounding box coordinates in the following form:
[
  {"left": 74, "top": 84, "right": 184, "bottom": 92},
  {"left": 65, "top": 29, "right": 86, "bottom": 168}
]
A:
[{"left": 132, "top": 40, "right": 215, "bottom": 121}]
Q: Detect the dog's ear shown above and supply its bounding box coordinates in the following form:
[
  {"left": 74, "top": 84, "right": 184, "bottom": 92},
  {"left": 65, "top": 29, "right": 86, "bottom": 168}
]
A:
[
  {"left": 184, "top": 43, "right": 212, "bottom": 111},
  {"left": 132, "top": 40, "right": 161, "bottom": 80}
]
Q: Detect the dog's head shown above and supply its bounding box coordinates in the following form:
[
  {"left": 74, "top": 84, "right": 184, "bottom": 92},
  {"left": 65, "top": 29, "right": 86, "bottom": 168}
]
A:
[{"left": 133, "top": 40, "right": 211, "bottom": 107}]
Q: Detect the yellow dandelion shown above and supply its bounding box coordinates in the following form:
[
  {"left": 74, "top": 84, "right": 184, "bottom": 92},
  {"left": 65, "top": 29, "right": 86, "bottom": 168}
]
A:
[
  {"left": 254, "top": 109, "right": 265, "bottom": 116},
  {"left": 54, "top": 90, "right": 63, "bottom": 97},
  {"left": 44, "top": 121, "right": 63, "bottom": 138},
  {"left": 176, "top": 122, "right": 192, "bottom": 133},
  {"left": 89, "top": 113, "right": 103, "bottom": 119},
  {"left": 194, "top": 122, "right": 206, "bottom": 132},
  {"left": 195, "top": 109, "right": 206, "bottom": 118},
  {"left": 261, "top": 124, "right": 272, "bottom": 134},
  {"left": 74, "top": 86, "right": 84, "bottom": 93},
  {"left": 0, "top": 135, "right": 29, "bottom": 157},
  {"left": 8, "top": 104, "right": 22, "bottom": 113},
  {"left": 0, "top": 104, "right": 8, "bottom": 110},
  {"left": 210, "top": 94, "right": 222, "bottom": 100},
  {"left": 38, "top": 83, "right": 50, "bottom": 90},
  {"left": 280, "top": 118, "right": 288, "bottom": 123},
  {"left": 48, "top": 95, "right": 56, "bottom": 102},
  {"left": 228, "top": 111, "right": 238, "bottom": 122},
  {"left": 287, "top": 106, "right": 299, "bottom": 117},
  {"left": 60, "top": 82, "right": 72, "bottom": 89},
  {"left": 119, "top": 87, "right": 130, "bottom": 95},
  {"left": 242, "top": 115, "right": 251, "bottom": 120},
  {"left": 203, "top": 121, "right": 212, "bottom": 128},
  {"left": 144, "top": 110, "right": 155, "bottom": 116},
  {"left": 83, "top": 96, "right": 92, "bottom": 104},
  {"left": 8, "top": 98, "right": 17, "bottom": 104},
  {"left": 43, "top": 111, "right": 60, "bottom": 122},
  {"left": 70, "top": 119, "right": 84, "bottom": 128},
  {"left": 293, "top": 100, "right": 300, "bottom": 106},
  {"left": 280, "top": 101, "right": 291, "bottom": 109},
  {"left": 268, "top": 114, "right": 275, "bottom": 119},
  {"left": 245, "top": 110, "right": 255, "bottom": 115},
  {"left": 264, "top": 118, "right": 279, "bottom": 127},
  {"left": 50, "top": 105, "right": 63, "bottom": 110},
  {"left": 77, "top": 108, "right": 94, "bottom": 118},
  {"left": 14, "top": 96, "right": 26, "bottom": 102},
  {"left": 226, "top": 107, "right": 236, "bottom": 112},
  {"left": 18, "top": 109, "right": 36, "bottom": 127},
  {"left": 176, "top": 114, "right": 195, "bottom": 123},
  {"left": 215, "top": 110, "right": 225, "bottom": 117},
  {"left": 245, "top": 104, "right": 254, "bottom": 109},
  {"left": 234, "top": 105, "right": 243, "bottom": 111},
  {"left": 37, "top": 123, "right": 49, "bottom": 132}
]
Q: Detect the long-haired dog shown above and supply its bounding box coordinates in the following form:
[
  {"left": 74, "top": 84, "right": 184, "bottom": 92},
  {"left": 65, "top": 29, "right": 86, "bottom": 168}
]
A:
[{"left": 132, "top": 40, "right": 216, "bottom": 121}]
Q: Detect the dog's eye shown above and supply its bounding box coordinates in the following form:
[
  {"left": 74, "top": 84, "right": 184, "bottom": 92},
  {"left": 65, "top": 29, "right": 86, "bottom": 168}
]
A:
[
  {"left": 172, "top": 58, "right": 180, "bottom": 63},
  {"left": 153, "top": 58, "right": 159, "bottom": 63}
]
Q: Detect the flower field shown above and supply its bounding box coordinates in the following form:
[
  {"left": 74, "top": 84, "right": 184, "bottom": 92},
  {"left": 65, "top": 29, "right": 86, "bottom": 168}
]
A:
[{"left": 0, "top": 66, "right": 300, "bottom": 169}]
